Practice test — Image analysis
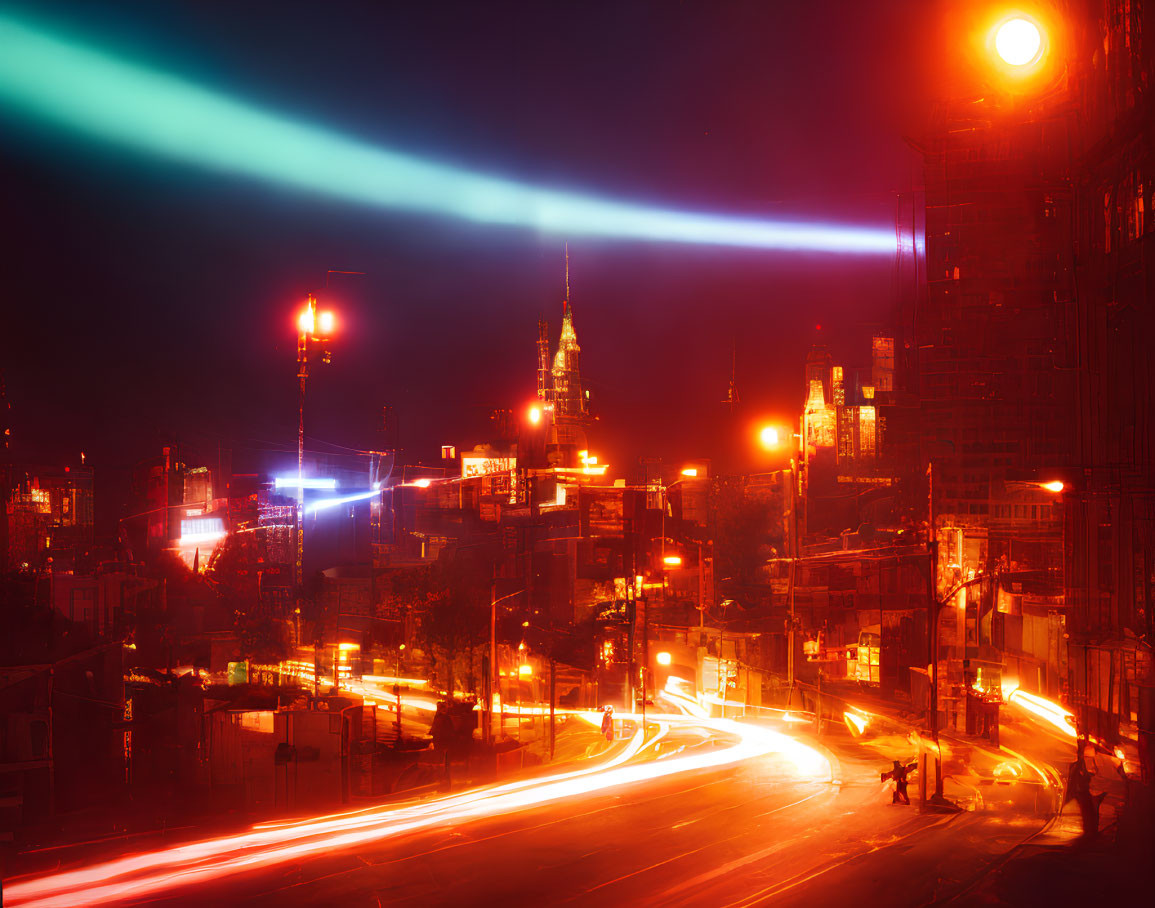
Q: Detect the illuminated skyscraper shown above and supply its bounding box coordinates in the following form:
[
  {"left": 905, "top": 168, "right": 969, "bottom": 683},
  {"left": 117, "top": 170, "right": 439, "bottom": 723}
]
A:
[
  {"left": 533, "top": 256, "right": 591, "bottom": 467},
  {"left": 551, "top": 300, "right": 586, "bottom": 421}
]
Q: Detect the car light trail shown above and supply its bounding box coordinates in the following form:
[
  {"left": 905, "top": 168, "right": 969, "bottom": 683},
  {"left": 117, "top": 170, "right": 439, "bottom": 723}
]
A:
[
  {"left": 0, "top": 12, "right": 896, "bottom": 256},
  {"left": 6, "top": 713, "right": 829, "bottom": 908},
  {"left": 1003, "top": 685, "right": 1077, "bottom": 739},
  {"left": 360, "top": 674, "right": 428, "bottom": 687},
  {"left": 843, "top": 707, "right": 870, "bottom": 736},
  {"left": 660, "top": 676, "right": 710, "bottom": 718}
]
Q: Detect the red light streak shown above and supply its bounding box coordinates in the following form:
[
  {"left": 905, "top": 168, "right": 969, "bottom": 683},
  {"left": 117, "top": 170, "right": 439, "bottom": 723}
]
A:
[
  {"left": 1003, "top": 686, "right": 1076, "bottom": 739},
  {"left": 6, "top": 714, "right": 828, "bottom": 907}
]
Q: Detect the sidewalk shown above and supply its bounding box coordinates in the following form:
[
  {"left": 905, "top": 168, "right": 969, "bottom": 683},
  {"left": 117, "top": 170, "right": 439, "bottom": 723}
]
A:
[
  {"left": 956, "top": 791, "right": 1155, "bottom": 904},
  {"left": 793, "top": 681, "right": 1072, "bottom": 816}
]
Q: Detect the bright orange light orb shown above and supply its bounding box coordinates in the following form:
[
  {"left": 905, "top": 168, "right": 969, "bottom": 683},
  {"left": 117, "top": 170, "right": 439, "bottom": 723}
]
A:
[
  {"left": 1042, "top": 480, "right": 1064, "bottom": 493},
  {"left": 759, "top": 426, "right": 780, "bottom": 449},
  {"left": 318, "top": 310, "right": 335, "bottom": 334},
  {"left": 995, "top": 18, "right": 1042, "bottom": 67},
  {"left": 297, "top": 308, "right": 315, "bottom": 334},
  {"left": 656, "top": 651, "right": 672, "bottom": 666},
  {"left": 528, "top": 405, "right": 542, "bottom": 425}
]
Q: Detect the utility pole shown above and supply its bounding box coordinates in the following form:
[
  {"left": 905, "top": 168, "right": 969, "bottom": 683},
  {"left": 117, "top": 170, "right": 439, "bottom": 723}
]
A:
[
  {"left": 718, "top": 611, "right": 725, "bottom": 716},
  {"left": 641, "top": 591, "right": 648, "bottom": 729},
  {"left": 394, "top": 643, "right": 405, "bottom": 743},
  {"left": 549, "top": 658, "right": 556, "bottom": 759},
  {"left": 927, "top": 539, "right": 942, "bottom": 801},
  {"left": 625, "top": 516, "right": 636, "bottom": 712},
  {"left": 786, "top": 456, "right": 799, "bottom": 708},
  {"left": 486, "top": 587, "right": 524, "bottom": 744},
  {"left": 485, "top": 573, "right": 497, "bottom": 745},
  {"left": 927, "top": 460, "right": 943, "bottom": 800}
]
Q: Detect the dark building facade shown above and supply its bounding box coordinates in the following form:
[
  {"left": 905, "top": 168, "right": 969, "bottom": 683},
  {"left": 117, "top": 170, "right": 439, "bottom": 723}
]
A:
[
  {"left": 917, "top": 0, "right": 1154, "bottom": 775},
  {"left": 1065, "top": 0, "right": 1155, "bottom": 768}
]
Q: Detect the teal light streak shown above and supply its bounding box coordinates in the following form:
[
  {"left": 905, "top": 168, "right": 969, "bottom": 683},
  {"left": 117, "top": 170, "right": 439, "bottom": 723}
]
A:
[{"left": 0, "top": 12, "right": 895, "bottom": 254}]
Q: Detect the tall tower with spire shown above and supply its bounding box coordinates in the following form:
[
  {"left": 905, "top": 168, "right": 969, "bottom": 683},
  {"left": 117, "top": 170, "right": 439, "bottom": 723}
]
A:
[
  {"left": 533, "top": 246, "right": 590, "bottom": 466},
  {"left": 551, "top": 297, "right": 586, "bottom": 420}
]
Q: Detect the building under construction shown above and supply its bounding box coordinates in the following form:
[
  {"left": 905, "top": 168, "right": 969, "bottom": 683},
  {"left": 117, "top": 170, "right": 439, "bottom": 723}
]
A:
[
  {"left": 915, "top": 0, "right": 1154, "bottom": 778},
  {"left": 1063, "top": 0, "right": 1155, "bottom": 767}
]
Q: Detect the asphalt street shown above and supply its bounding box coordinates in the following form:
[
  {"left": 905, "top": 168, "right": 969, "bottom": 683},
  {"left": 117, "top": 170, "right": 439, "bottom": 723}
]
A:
[{"left": 137, "top": 719, "right": 1058, "bottom": 907}]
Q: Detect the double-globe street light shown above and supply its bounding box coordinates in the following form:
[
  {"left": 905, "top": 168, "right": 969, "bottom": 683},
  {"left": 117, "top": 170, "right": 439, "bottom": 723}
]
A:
[{"left": 294, "top": 294, "right": 336, "bottom": 697}]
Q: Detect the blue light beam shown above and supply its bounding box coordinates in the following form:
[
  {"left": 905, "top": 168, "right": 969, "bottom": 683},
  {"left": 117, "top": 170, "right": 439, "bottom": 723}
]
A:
[
  {"left": 307, "top": 489, "right": 379, "bottom": 514},
  {"left": 0, "top": 12, "right": 896, "bottom": 254}
]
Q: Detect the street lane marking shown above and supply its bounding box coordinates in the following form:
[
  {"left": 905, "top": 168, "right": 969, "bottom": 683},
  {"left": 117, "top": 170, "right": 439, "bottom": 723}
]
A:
[
  {"left": 720, "top": 814, "right": 957, "bottom": 908},
  {"left": 251, "top": 775, "right": 740, "bottom": 899},
  {"left": 573, "top": 790, "right": 829, "bottom": 901}
]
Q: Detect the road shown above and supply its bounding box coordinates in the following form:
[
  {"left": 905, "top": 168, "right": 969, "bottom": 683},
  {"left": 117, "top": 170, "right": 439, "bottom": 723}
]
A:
[{"left": 5, "top": 693, "right": 1078, "bottom": 907}]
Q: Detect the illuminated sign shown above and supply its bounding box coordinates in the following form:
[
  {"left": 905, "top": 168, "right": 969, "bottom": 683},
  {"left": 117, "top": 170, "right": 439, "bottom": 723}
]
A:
[
  {"left": 461, "top": 457, "right": 515, "bottom": 479},
  {"left": 179, "top": 517, "right": 226, "bottom": 546}
]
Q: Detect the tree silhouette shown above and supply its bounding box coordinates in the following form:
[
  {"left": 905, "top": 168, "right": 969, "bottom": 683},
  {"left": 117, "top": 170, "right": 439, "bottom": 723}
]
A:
[
  {"left": 416, "top": 552, "right": 491, "bottom": 696},
  {"left": 713, "top": 476, "right": 782, "bottom": 601}
]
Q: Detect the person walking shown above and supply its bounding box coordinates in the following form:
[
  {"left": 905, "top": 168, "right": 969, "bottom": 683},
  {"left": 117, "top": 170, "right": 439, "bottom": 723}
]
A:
[
  {"left": 1065, "top": 740, "right": 1106, "bottom": 840},
  {"left": 430, "top": 701, "right": 454, "bottom": 789},
  {"left": 882, "top": 759, "right": 917, "bottom": 805},
  {"left": 600, "top": 705, "right": 615, "bottom": 742}
]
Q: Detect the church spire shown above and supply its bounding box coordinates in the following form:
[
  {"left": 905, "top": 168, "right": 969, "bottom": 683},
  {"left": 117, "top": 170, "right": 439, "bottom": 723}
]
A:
[{"left": 552, "top": 243, "right": 585, "bottom": 420}]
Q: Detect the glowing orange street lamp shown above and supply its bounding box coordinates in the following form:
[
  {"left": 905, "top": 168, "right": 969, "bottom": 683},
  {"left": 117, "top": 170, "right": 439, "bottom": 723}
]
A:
[
  {"left": 663, "top": 554, "right": 683, "bottom": 567},
  {"left": 1041, "top": 480, "right": 1064, "bottom": 493},
  {"left": 759, "top": 425, "right": 781, "bottom": 449},
  {"left": 656, "top": 651, "right": 673, "bottom": 667},
  {"left": 528, "top": 404, "right": 542, "bottom": 425},
  {"left": 994, "top": 16, "right": 1043, "bottom": 67},
  {"left": 297, "top": 307, "right": 314, "bottom": 335}
]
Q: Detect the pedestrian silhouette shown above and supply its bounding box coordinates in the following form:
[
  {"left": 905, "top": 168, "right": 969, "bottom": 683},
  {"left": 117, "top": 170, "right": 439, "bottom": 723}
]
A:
[
  {"left": 601, "top": 705, "right": 615, "bottom": 742},
  {"left": 882, "top": 759, "right": 917, "bottom": 804},
  {"left": 1065, "top": 741, "right": 1106, "bottom": 839}
]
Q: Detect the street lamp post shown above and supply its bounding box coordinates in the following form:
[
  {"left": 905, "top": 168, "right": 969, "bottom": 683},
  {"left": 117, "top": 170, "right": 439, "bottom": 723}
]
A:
[
  {"left": 394, "top": 643, "right": 405, "bottom": 743},
  {"left": 926, "top": 569, "right": 991, "bottom": 808},
  {"left": 759, "top": 423, "right": 802, "bottom": 707},
  {"left": 485, "top": 587, "right": 525, "bottom": 744},
  {"left": 294, "top": 293, "right": 335, "bottom": 700},
  {"left": 785, "top": 454, "right": 799, "bottom": 708}
]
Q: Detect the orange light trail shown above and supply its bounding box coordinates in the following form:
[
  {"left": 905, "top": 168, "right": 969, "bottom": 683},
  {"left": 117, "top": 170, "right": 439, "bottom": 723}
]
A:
[
  {"left": 6, "top": 714, "right": 829, "bottom": 907},
  {"left": 1003, "top": 686, "right": 1076, "bottom": 739}
]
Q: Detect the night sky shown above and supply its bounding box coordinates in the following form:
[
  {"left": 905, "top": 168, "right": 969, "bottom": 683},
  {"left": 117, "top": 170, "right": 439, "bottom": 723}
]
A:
[{"left": 0, "top": 0, "right": 938, "bottom": 527}]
